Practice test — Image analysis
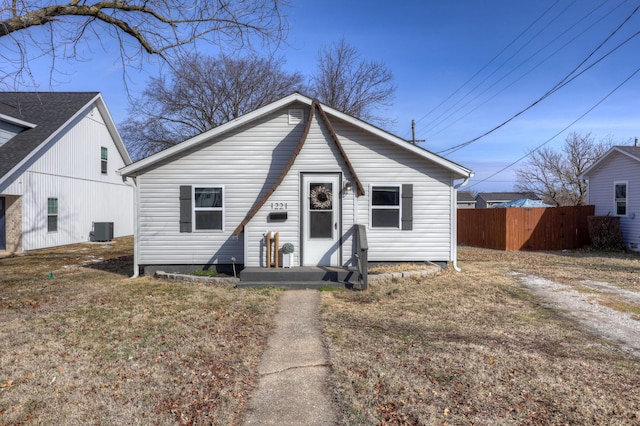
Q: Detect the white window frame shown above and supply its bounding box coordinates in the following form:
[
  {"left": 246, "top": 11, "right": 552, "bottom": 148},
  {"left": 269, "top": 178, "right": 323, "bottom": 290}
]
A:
[
  {"left": 101, "top": 146, "right": 108, "bottom": 174},
  {"left": 614, "top": 181, "right": 628, "bottom": 216},
  {"left": 47, "top": 197, "right": 58, "bottom": 233},
  {"left": 193, "top": 185, "right": 225, "bottom": 231},
  {"left": 369, "top": 184, "right": 402, "bottom": 229}
]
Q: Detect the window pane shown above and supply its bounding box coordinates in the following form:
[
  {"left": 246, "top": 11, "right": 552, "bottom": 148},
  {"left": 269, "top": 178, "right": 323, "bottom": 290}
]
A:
[
  {"left": 615, "top": 184, "right": 626, "bottom": 199},
  {"left": 616, "top": 202, "right": 626, "bottom": 216},
  {"left": 310, "top": 211, "right": 332, "bottom": 238},
  {"left": 48, "top": 198, "right": 58, "bottom": 215},
  {"left": 372, "top": 187, "right": 400, "bottom": 206},
  {"left": 101, "top": 147, "right": 108, "bottom": 160},
  {"left": 48, "top": 215, "right": 58, "bottom": 232},
  {"left": 372, "top": 209, "right": 399, "bottom": 228},
  {"left": 195, "top": 211, "right": 222, "bottom": 230},
  {"left": 195, "top": 188, "right": 222, "bottom": 208},
  {"left": 309, "top": 183, "right": 333, "bottom": 210}
]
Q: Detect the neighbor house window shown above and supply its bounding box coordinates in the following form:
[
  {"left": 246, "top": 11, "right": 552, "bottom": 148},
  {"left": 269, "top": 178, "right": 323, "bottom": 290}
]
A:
[
  {"left": 370, "top": 185, "right": 401, "bottom": 228},
  {"left": 101, "top": 147, "right": 108, "bottom": 174},
  {"left": 47, "top": 198, "right": 58, "bottom": 232},
  {"left": 615, "top": 182, "right": 627, "bottom": 216},
  {"left": 194, "top": 186, "right": 223, "bottom": 230}
]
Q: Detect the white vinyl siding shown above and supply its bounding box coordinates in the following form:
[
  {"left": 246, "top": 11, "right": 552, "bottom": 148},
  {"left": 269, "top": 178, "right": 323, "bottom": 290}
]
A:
[
  {"left": 0, "top": 120, "right": 22, "bottom": 147},
  {"left": 1, "top": 103, "right": 134, "bottom": 250},
  {"left": 135, "top": 101, "right": 457, "bottom": 267},
  {"left": 586, "top": 151, "right": 640, "bottom": 251}
]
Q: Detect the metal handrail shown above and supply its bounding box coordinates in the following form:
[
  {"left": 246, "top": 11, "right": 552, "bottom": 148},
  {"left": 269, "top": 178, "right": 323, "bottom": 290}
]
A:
[{"left": 354, "top": 224, "right": 368, "bottom": 290}]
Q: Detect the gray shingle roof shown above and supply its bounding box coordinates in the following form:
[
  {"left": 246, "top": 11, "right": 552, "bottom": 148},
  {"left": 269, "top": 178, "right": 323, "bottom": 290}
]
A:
[
  {"left": 615, "top": 145, "right": 640, "bottom": 158},
  {"left": 457, "top": 191, "right": 476, "bottom": 202},
  {"left": 0, "top": 92, "right": 98, "bottom": 179},
  {"left": 476, "top": 191, "right": 540, "bottom": 202}
]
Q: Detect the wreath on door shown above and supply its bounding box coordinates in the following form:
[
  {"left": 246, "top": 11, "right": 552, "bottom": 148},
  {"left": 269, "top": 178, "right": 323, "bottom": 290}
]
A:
[{"left": 310, "top": 185, "right": 332, "bottom": 209}]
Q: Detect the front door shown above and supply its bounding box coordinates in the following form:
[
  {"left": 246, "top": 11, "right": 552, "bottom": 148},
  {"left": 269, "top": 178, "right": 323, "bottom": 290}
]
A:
[
  {"left": 0, "top": 197, "right": 6, "bottom": 250},
  {"left": 302, "top": 174, "right": 340, "bottom": 266}
]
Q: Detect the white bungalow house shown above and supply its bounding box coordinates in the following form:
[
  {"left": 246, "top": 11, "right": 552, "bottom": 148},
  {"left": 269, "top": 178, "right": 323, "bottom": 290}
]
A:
[
  {"left": 119, "top": 93, "right": 473, "bottom": 275},
  {"left": 0, "top": 92, "right": 134, "bottom": 253},
  {"left": 580, "top": 145, "right": 640, "bottom": 252}
]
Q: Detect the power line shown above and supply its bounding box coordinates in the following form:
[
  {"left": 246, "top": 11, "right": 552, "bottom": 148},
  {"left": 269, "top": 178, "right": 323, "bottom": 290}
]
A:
[
  {"left": 467, "top": 65, "right": 640, "bottom": 190},
  {"left": 404, "top": 0, "right": 563, "bottom": 140},
  {"left": 422, "top": 0, "right": 624, "bottom": 139},
  {"left": 419, "top": 0, "right": 579, "bottom": 137},
  {"left": 437, "top": 6, "right": 640, "bottom": 156}
]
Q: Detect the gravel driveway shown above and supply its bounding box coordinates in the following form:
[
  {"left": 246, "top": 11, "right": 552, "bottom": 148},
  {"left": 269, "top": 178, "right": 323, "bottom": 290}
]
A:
[{"left": 515, "top": 272, "right": 640, "bottom": 358}]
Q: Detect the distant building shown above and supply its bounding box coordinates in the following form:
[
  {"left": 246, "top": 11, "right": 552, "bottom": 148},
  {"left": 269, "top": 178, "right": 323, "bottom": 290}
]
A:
[
  {"left": 0, "top": 92, "right": 134, "bottom": 253},
  {"left": 456, "top": 191, "right": 476, "bottom": 208},
  {"left": 580, "top": 145, "right": 640, "bottom": 252},
  {"left": 475, "top": 191, "right": 540, "bottom": 209}
]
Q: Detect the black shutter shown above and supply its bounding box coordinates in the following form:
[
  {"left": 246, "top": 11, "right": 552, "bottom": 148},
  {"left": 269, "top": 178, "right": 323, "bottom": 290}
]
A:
[
  {"left": 179, "top": 185, "right": 192, "bottom": 233},
  {"left": 401, "top": 184, "right": 413, "bottom": 231}
]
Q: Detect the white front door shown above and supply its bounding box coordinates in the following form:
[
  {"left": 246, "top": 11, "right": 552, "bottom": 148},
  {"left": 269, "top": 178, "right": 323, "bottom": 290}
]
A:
[{"left": 302, "top": 174, "right": 341, "bottom": 266}]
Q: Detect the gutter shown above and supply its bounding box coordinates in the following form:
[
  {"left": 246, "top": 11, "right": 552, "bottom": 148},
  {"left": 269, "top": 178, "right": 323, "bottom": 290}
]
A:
[
  {"left": 451, "top": 175, "right": 473, "bottom": 272},
  {"left": 123, "top": 175, "right": 140, "bottom": 278}
]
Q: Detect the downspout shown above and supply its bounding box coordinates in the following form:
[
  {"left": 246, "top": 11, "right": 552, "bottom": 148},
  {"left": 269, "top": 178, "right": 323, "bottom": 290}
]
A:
[
  {"left": 123, "top": 175, "right": 140, "bottom": 279},
  {"left": 451, "top": 175, "right": 472, "bottom": 272}
]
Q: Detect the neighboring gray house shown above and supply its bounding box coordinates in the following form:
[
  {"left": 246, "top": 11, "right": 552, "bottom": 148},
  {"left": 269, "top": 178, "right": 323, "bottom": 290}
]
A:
[
  {"left": 475, "top": 191, "right": 540, "bottom": 208},
  {"left": 457, "top": 191, "right": 477, "bottom": 208},
  {"left": 119, "top": 93, "right": 473, "bottom": 274},
  {"left": 0, "top": 92, "right": 134, "bottom": 253},
  {"left": 580, "top": 145, "right": 640, "bottom": 251}
]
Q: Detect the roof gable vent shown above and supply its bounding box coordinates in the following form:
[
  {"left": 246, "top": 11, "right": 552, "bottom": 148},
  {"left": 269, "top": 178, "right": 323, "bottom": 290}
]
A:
[{"left": 288, "top": 108, "right": 304, "bottom": 125}]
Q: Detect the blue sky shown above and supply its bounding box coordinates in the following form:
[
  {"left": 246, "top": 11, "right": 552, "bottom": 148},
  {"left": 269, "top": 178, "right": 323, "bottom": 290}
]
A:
[{"left": 7, "top": 1, "right": 640, "bottom": 192}]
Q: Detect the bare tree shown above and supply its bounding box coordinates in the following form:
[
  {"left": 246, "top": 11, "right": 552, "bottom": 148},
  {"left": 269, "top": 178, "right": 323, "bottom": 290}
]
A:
[
  {"left": 121, "top": 53, "right": 305, "bottom": 159},
  {"left": 309, "top": 37, "right": 396, "bottom": 126},
  {"left": 0, "top": 1, "right": 288, "bottom": 85},
  {"left": 515, "top": 132, "right": 613, "bottom": 206}
]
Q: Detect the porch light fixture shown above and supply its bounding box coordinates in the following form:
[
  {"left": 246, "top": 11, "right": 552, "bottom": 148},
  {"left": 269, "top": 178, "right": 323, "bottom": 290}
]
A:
[{"left": 344, "top": 181, "right": 353, "bottom": 194}]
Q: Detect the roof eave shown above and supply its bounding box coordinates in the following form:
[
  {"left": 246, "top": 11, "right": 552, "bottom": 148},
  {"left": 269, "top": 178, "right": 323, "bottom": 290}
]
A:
[
  {"left": 1, "top": 93, "right": 131, "bottom": 187},
  {"left": 120, "top": 93, "right": 311, "bottom": 176},
  {"left": 580, "top": 146, "right": 640, "bottom": 179}
]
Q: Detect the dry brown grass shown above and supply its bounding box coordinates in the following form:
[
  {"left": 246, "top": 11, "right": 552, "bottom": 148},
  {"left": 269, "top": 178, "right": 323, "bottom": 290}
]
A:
[
  {"left": 321, "top": 246, "right": 640, "bottom": 425},
  {"left": 4, "top": 241, "right": 640, "bottom": 425},
  {"left": 0, "top": 237, "right": 280, "bottom": 425}
]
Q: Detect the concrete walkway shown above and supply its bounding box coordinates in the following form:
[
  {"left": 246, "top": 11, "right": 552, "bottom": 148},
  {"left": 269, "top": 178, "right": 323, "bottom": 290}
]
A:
[{"left": 242, "top": 290, "right": 338, "bottom": 425}]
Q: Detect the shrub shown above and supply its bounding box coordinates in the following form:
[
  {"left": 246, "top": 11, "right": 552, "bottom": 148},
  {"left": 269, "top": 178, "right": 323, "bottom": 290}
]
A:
[{"left": 587, "top": 216, "right": 625, "bottom": 250}]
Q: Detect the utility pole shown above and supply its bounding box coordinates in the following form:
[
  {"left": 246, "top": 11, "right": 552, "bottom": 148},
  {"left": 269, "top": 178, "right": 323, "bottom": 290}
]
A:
[{"left": 411, "top": 120, "right": 425, "bottom": 144}]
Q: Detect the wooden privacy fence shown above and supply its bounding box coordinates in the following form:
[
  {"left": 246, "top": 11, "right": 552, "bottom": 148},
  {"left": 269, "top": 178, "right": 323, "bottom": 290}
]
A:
[{"left": 458, "top": 205, "right": 595, "bottom": 251}]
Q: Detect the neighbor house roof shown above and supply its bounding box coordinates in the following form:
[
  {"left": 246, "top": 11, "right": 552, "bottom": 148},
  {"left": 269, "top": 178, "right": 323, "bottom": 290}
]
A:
[
  {"left": 579, "top": 145, "right": 640, "bottom": 179},
  {"left": 476, "top": 191, "right": 540, "bottom": 202},
  {"left": 457, "top": 191, "right": 476, "bottom": 203},
  {"left": 0, "top": 92, "right": 131, "bottom": 187},
  {"left": 119, "top": 92, "right": 474, "bottom": 180}
]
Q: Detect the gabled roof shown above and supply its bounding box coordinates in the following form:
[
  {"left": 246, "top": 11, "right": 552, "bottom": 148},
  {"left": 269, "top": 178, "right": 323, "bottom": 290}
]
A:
[
  {"left": 0, "top": 92, "right": 131, "bottom": 187},
  {"left": 476, "top": 191, "right": 540, "bottom": 202},
  {"left": 579, "top": 145, "right": 640, "bottom": 179},
  {"left": 457, "top": 191, "right": 476, "bottom": 203},
  {"left": 119, "top": 92, "right": 473, "bottom": 180}
]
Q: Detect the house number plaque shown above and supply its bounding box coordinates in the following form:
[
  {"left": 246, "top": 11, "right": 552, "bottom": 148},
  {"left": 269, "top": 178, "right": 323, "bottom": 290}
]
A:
[{"left": 271, "top": 202, "right": 287, "bottom": 210}]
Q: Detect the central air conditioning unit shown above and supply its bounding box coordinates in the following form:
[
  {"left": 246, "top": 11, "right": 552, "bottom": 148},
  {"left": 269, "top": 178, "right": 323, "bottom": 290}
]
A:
[{"left": 92, "top": 222, "right": 114, "bottom": 242}]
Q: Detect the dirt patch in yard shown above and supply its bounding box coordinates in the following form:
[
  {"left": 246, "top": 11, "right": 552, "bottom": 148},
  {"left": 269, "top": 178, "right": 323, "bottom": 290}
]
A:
[{"left": 517, "top": 273, "right": 640, "bottom": 357}]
